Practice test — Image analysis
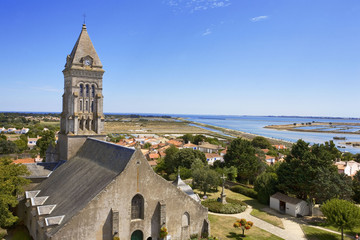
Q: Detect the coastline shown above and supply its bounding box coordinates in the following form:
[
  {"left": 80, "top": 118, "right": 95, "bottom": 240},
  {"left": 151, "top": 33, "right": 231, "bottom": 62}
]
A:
[
  {"left": 180, "top": 118, "right": 293, "bottom": 148},
  {"left": 265, "top": 122, "right": 360, "bottom": 135}
]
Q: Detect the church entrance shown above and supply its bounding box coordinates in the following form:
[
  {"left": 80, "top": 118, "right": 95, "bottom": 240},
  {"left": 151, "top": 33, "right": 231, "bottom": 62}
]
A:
[{"left": 131, "top": 230, "right": 143, "bottom": 240}]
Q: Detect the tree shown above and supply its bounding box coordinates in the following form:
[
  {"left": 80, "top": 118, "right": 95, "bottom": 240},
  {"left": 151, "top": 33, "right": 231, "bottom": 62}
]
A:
[
  {"left": 224, "top": 166, "right": 238, "bottom": 181},
  {"left": 251, "top": 136, "right": 271, "bottom": 149},
  {"left": 233, "top": 218, "right": 253, "bottom": 237},
  {"left": 193, "top": 135, "right": 206, "bottom": 145},
  {"left": 0, "top": 139, "right": 18, "bottom": 154},
  {"left": 224, "top": 138, "right": 264, "bottom": 184},
  {"left": 352, "top": 171, "right": 360, "bottom": 203},
  {"left": 180, "top": 134, "right": 193, "bottom": 144},
  {"left": 163, "top": 147, "right": 206, "bottom": 174},
  {"left": 36, "top": 130, "right": 56, "bottom": 158},
  {"left": 163, "top": 145, "right": 179, "bottom": 174},
  {"left": 191, "top": 159, "right": 220, "bottom": 196},
  {"left": 14, "top": 135, "right": 28, "bottom": 152},
  {"left": 173, "top": 148, "right": 206, "bottom": 169},
  {"left": 321, "top": 198, "right": 360, "bottom": 240},
  {"left": 254, "top": 172, "right": 278, "bottom": 204},
  {"left": 0, "top": 157, "right": 30, "bottom": 227},
  {"left": 277, "top": 139, "right": 348, "bottom": 203},
  {"left": 143, "top": 142, "right": 152, "bottom": 149}
]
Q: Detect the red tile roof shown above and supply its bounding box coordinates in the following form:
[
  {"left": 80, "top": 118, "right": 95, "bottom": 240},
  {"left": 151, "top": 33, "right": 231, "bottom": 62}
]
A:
[
  {"left": 13, "top": 158, "right": 35, "bottom": 164},
  {"left": 205, "top": 153, "right": 221, "bottom": 159},
  {"left": 148, "top": 153, "right": 160, "bottom": 159}
]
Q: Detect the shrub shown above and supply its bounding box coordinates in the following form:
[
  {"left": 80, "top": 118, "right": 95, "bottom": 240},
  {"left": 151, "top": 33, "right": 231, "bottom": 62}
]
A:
[
  {"left": 230, "top": 185, "right": 258, "bottom": 199},
  {"left": 201, "top": 198, "right": 247, "bottom": 214}
]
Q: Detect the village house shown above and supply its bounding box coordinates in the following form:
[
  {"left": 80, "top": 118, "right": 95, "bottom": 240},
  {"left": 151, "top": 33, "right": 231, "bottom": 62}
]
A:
[
  {"left": 335, "top": 160, "right": 360, "bottom": 177},
  {"left": 265, "top": 155, "right": 276, "bottom": 166},
  {"left": 220, "top": 148, "right": 226, "bottom": 157},
  {"left": 205, "top": 153, "right": 223, "bottom": 165},
  {"left": 198, "top": 142, "right": 222, "bottom": 153},
  {"left": 183, "top": 142, "right": 198, "bottom": 150},
  {"left": 28, "top": 136, "right": 41, "bottom": 149},
  {"left": 272, "top": 144, "right": 287, "bottom": 150}
]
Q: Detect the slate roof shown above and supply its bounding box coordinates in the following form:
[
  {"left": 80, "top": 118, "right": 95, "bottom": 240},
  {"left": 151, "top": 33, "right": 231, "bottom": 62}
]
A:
[
  {"left": 25, "top": 162, "right": 63, "bottom": 178},
  {"left": 172, "top": 174, "right": 200, "bottom": 202},
  {"left": 31, "top": 138, "right": 135, "bottom": 235},
  {"left": 270, "top": 192, "right": 304, "bottom": 205},
  {"left": 66, "top": 24, "right": 103, "bottom": 69}
]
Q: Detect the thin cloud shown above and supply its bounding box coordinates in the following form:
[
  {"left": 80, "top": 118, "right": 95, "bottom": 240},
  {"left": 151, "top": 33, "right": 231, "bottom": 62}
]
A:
[
  {"left": 250, "top": 15, "right": 268, "bottom": 22},
  {"left": 202, "top": 28, "right": 212, "bottom": 36},
  {"left": 166, "top": 0, "right": 231, "bottom": 13}
]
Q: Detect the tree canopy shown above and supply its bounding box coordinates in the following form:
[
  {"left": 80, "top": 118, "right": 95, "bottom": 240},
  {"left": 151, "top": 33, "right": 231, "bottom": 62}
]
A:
[
  {"left": 321, "top": 198, "right": 360, "bottom": 240},
  {"left": 36, "top": 130, "right": 56, "bottom": 158},
  {"left": 0, "top": 157, "right": 30, "bottom": 227},
  {"left": 163, "top": 146, "right": 206, "bottom": 174},
  {"left": 224, "top": 138, "right": 264, "bottom": 184},
  {"left": 277, "top": 139, "right": 352, "bottom": 203},
  {"left": 254, "top": 171, "right": 278, "bottom": 204},
  {"left": 191, "top": 159, "right": 220, "bottom": 196},
  {"left": 251, "top": 136, "right": 271, "bottom": 149}
]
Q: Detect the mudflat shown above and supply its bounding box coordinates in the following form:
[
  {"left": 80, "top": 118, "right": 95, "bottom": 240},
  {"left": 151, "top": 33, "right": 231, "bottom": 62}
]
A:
[{"left": 265, "top": 122, "right": 360, "bottom": 135}]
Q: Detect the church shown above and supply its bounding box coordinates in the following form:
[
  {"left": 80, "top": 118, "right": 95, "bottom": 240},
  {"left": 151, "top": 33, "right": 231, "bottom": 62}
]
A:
[{"left": 21, "top": 24, "right": 209, "bottom": 240}]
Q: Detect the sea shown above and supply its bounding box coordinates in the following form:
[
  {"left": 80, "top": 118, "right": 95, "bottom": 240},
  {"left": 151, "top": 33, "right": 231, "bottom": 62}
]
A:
[
  {"left": 169, "top": 115, "right": 360, "bottom": 154},
  {"left": 5, "top": 112, "right": 360, "bottom": 153}
]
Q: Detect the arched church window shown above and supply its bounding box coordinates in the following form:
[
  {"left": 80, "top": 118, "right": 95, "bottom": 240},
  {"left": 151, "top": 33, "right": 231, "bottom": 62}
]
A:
[
  {"left": 131, "top": 194, "right": 144, "bottom": 219},
  {"left": 80, "top": 84, "right": 83, "bottom": 97},
  {"left": 80, "top": 100, "right": 83, "bottom": 111},
  {"left": 182, "top": 212, "right": 190, "bottom": 227},
  {"left": 92, "top": 85, "right": 95, "bottom": 97},
  {"left": 91, "top": 101, "right": 94, "bottom": 112},
  {"left": 86, "top": 85, "right": 89, "bottom": 97}
]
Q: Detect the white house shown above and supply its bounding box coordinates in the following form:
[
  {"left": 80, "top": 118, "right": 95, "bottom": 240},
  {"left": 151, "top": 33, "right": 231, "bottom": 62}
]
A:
[
  {"left": 21, "top": 128, "right": 30, "bottom": 134},
  {"left": 344, "top": 160, "right": 360, "bottom": 177},
  {"left": 205, "top": 153, "right": 223, "bottom": 165},
  {"left": 265, "top": 155, "right": 276, "bottom": 165},
  {"left": 183, "top": 143, "right": 198, "bottom": 150},
  {"left": 198, "top": 142, "right": 221, "bottom": 153},
  {"left": 270, "top": 192, "right": 310, "bottom": 217}
]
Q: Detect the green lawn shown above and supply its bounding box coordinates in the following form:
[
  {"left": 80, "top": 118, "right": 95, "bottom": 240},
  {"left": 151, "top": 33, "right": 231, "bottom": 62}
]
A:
[
  {"left": 250, "top": 208, "right": 284, "bottom": 229},
  {"left": 195, "top": 187, "right": 284, "bottom": 229},
  {"left": 209, "top": 214, "right": 284, "bottom": 240},
  {"left": 309, "top": 221, "right": 360, "bottom": 237},
  {"left": 301, "top": 225, "right": 353, "bottom": 240}
]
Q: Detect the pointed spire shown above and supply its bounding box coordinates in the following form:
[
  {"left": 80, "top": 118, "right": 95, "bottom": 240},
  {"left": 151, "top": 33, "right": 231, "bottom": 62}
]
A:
[{"left": 65, "top": 24, "right": 103, "bottom": 70}]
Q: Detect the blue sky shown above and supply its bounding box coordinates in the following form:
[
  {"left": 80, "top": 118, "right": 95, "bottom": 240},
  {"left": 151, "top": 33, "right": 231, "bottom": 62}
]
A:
[{"left": 1, "top": 0, "right": 360, "bottom": 117}]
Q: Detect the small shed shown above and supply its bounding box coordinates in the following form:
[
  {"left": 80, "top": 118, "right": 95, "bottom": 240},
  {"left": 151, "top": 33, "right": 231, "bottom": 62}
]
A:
[{"left": 270, "top": 192, "right": 310, "bottom": 217}]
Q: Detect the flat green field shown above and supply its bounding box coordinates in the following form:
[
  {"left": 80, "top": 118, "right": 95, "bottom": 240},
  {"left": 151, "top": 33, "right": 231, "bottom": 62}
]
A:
[{"left": 209, "top": 214, "right": 283, "bottom": 240}]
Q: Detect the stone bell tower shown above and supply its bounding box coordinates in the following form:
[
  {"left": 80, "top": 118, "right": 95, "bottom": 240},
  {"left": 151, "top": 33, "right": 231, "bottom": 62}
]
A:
[{"left": 58, "top": 24, "right": 106, "bottom": 161}]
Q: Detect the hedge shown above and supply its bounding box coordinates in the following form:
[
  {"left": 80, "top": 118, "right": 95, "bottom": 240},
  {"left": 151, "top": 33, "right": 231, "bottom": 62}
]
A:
[
  {"left": 230, "top": 185, "right": 258, "bottom": 199},
  {"left": 201, "top": 198, "right": 247, "bottom": 214}
]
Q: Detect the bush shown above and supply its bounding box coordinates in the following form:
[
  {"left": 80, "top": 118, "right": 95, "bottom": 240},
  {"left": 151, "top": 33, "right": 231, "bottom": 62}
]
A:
[
  {"left": 230, "top": 185, "right": 258, "bottom": 199},
  {"left": 201, "top": 198, "right": 247, "bottom": 214}
]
